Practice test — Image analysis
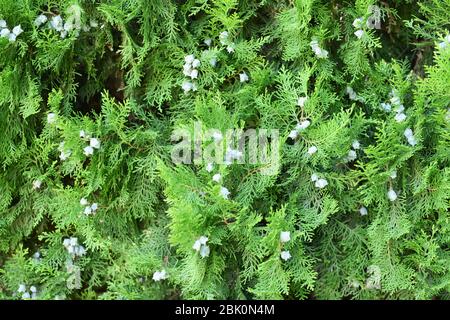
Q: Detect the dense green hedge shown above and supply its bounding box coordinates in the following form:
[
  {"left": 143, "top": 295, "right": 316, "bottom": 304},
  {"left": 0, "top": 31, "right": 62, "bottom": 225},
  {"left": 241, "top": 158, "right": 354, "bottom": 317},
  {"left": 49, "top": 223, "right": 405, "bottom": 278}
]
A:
[{"left": 0, "top": 0, "right": 449, "bottom": 300}]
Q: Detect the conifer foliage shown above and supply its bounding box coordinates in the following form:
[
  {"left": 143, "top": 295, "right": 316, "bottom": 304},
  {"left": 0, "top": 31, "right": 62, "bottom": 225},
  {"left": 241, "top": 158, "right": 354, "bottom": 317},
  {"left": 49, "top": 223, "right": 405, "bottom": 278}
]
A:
[{"left": 0, "top": 0, "right": 449, "bottom": 300}]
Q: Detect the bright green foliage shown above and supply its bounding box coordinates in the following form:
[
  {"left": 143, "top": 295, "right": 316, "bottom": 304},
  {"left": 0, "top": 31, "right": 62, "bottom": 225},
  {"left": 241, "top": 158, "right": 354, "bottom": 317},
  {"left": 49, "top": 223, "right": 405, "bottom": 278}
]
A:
[{"left": 0, "top": 0, "right": 449, "bottom": 300}]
